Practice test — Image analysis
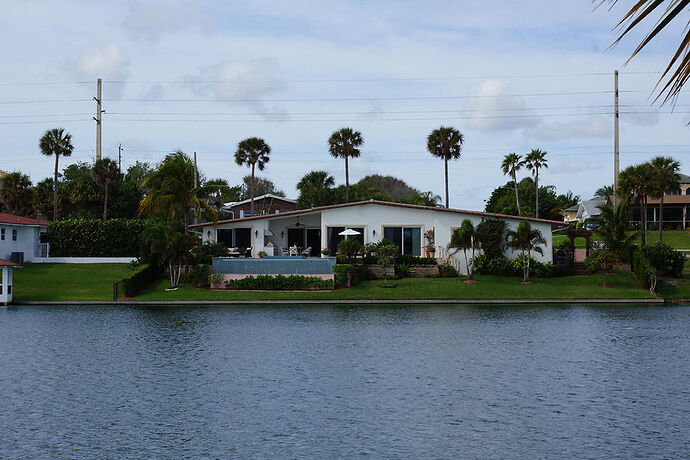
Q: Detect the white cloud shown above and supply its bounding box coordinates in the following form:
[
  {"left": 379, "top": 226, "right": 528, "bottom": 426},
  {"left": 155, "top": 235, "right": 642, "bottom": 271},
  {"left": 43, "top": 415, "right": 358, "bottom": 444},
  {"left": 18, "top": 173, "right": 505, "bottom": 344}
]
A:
[
  {"left": 122, "top": 0, "right": 213, "bottom": 42},
  {"left": 463, "top": 79, "right": 538, "bottom": 132},
  {"left": 74, "top": 44, "right": 129, "bottom": 97},
  {"left": 184, "top": 59, "right": 287, "bottom": 118}
]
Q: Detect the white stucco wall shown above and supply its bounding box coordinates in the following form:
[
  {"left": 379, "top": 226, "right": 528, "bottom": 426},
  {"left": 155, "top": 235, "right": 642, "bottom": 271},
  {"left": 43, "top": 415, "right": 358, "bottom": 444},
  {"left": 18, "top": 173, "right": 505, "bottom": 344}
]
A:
[
  {"left": 199, "top": 203, "right": 555, "bottom": 273},
  {"left": 0, "top": 224, "right": 46, "bottom": 263}
]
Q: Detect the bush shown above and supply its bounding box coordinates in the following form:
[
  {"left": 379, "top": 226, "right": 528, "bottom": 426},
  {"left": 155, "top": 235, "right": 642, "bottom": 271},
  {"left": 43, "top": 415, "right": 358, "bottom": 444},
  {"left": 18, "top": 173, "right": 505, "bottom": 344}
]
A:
[
  {"left": 333, "top": 264, "right": 352, "bottom": 288},
  {"left": 439, "top": 263, "right": 458, "bottom": 277},
  {"left": 475, "top": 254, "right": 556, "bottom": 278},
  {"left": 336, "top": 254, "right": 348, "bottom": 264},
  {"left": 337, "top": 238, "right": 362, "bottom": 263},
  {"left": 551, "top": 263, "right": 575, "bottom": 277},
  {"left": 208, "top": 273, "right": 224, "bottom": 288},
  {"left": 191, "top": 264, "right": 211, "bottom": 286},
  {"left": 394, "top": 254, "right": 438, "bottom": 265},
  {"left": 49, "top": 218, "right": 151, "bottom": 257},
  {"left": 632, "top": 247, "right": 657, "bottom": 290},
  {"left": 475, "top": 219, "right": 506, "bottom": 260},
  {"left": 120, "top": 264, "right": 161, "bottom": 297},
  {"left": 224, "top": 275, "right": 333, "bottom": 290},
  {"left": 190, "top": 242, "right": 228, "bottom": 265},
  {"left": 641, "top": 243, "right": 685, "bottom": 277},
  {"left": 394, "top": 263, "right": 415, "bottom": 278}
]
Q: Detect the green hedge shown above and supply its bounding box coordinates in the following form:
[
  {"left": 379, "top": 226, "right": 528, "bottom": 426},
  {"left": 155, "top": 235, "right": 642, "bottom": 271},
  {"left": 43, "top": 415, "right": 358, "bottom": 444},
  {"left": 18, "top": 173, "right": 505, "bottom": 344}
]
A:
[
  {"left": 49, "top": 219, "right": 150, "bottom": 257},
  {"left": 333, "top": 264, "right": 374, "bottom": 287},
  {"left": 632, "top": 247, "right": 656, "bottom": 290},
  {"left": 121, "top": 264, "right": 161, "bottom": 297},
  {"left": 473, "top": 254, "right": 571, "bottom": 278},
  {"left": 641, "top": 243, "right": 685, "bottom": 277},
  {"left": 224, "top": 274, "right": 334, "bottom": 290}
]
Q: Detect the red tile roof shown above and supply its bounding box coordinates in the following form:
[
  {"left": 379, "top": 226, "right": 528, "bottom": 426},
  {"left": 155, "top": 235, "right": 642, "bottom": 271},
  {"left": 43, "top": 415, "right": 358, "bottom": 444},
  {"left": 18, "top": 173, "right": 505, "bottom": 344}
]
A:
[
  {"left": 191, "top": 199, "right": 568, "bottom": 228},
  {"left": 0, "top": 259, "right": 19, "bottom": 267},
  {"left": 0, "top": 213, "right": 48, "bottom": 226}
]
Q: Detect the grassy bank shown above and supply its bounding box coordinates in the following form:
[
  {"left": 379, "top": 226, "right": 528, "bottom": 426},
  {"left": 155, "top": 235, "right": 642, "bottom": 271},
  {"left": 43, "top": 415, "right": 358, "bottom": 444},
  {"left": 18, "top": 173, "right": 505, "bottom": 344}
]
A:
[
  {"left": 554, "top": 230, "right": 690, "bottom": 250},
  {"left": 13, "top": 263, "right": 131, "bottom": 301},
  {"left": 136, "top": 272, "right": 654, "bottom": 301},
  {"left": 657, "top": 265, "right": 690, "bottom": 301},
  {"left": 12, "top": 263, "right": 655, "bottom": 302}
]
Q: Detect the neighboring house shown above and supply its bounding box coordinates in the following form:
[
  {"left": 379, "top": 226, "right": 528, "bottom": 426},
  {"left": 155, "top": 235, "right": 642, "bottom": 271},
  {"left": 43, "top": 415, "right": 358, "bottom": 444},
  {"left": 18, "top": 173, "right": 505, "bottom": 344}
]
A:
[
  {"left": 643, "top": 173, "right": 690, "bottom": 229},
  {"left": 0, "top": 213, "right": 49, "bottom": 263},
  {"left": 561, "top": 204, "right": 579, "bottom": 223},
  {"left": 221, "top": 194, "right": 297, "bottom": 219},
  {"left": 192, "top": 200, "right": 566, "bottom": 275},
  {"left": 575, "top": 198, "right": 607, "bottom": 223}
]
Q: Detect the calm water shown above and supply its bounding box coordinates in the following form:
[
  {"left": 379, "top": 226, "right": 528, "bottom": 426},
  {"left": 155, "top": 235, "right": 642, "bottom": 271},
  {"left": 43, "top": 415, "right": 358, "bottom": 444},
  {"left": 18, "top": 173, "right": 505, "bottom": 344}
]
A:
[{"left": 1, "top": 304, "right": 689, "bottom": 459}]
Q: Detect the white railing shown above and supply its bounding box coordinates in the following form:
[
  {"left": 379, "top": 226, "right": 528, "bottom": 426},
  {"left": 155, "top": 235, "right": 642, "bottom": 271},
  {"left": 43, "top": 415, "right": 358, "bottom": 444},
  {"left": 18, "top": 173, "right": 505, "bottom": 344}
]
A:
[{"left": 435, "top": 245, "right": 464, "bottom": 275}]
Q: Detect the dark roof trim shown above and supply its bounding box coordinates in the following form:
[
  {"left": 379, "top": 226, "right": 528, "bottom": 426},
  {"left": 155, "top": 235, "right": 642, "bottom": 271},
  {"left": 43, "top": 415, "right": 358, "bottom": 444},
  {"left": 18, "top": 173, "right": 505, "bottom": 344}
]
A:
[{"left": 191, "top": 200, "right": 568, "bottom": 229}]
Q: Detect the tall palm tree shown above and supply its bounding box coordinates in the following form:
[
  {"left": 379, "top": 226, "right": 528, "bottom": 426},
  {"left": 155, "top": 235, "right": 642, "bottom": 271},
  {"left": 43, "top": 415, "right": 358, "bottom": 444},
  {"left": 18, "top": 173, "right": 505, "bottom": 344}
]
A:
[
  {"left": 91, "top": 158, "right": 121, "bottom": 220},
  {"left": 649, "top": 156, "right": 680, "bottom": 244},
  {"left": 618, "top": 163, "right": 654, "bottom": 246},
  {"left": 296, "top": 170, "right": 335, "bottom": 209},
  {"left": 200, "top": 178, "right": 240, "bottom": 214},
  {"left": 524, "top": 149, "right": 548, "bottom": 218},
  {"left": 0, "top": 172, "right": 33, "bottom": 215},
  {"left": 139, "top": 150, "right": 217, "bottom": 233},
  {"left": 596, "top": 198, "right": 637, "bottom": 257},
  {"left": 595, "top": 184, "right": 614, "bottom": 199},
  {"left": 501, "top": 153, "right": 524, "bottom": 215},
  {"left": 235, "top": 137, "right": 271, "bottom": 215},
  {"left": 607, "top": 0, "right": 690, "bottom": 103},
  {"left": 505, "top": 221, "right": 546, "bottom": 283},
  {"left": 426, "top": 126, "right": 463, "bottom": 208},
  {"left": 328, "top": 127, "right": 364, "bottom": 203},
  {"left": 39, "top": 128, "right": 74, "bottom": 220}
]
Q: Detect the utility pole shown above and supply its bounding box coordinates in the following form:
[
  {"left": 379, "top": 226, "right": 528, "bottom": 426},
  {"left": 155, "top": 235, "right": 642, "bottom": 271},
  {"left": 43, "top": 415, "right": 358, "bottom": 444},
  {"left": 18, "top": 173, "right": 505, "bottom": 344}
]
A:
[
  {"left": 118, "top": 144, "right": 123, "bottom": 174},
  {"left": 93, "top": 78, "right": 103, "bottom": 161},
  {"left": 194, "top": 151, "right": 199, "bottom": 188},
  {"left": 614, "top": 70, "right": 619, "bottom": 205}
]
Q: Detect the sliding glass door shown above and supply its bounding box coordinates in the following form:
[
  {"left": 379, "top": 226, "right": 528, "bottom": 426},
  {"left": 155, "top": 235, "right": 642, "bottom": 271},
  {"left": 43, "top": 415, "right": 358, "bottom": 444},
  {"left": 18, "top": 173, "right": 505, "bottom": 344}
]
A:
[
  {"left": 326, "top": 227, "right": 364, "bottom": 256},
  {"left": 382, "top": 226, "right": 421, "bottom": 256}
]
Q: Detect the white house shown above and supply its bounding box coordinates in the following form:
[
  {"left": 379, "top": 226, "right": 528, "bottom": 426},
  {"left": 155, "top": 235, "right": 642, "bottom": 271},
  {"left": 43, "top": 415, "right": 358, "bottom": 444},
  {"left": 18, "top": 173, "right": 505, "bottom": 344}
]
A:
[
  {"left": 0, "top": 213, "right": 49, "bottom": 263},
  {"left": 192, "top": 200, "right": 566, "bottom": 275}
]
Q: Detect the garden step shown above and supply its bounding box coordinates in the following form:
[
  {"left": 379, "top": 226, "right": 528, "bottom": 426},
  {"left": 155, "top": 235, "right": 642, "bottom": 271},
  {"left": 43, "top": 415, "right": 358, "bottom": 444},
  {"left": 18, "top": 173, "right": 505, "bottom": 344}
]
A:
[{"left": 574, "top": 262, "right": 589, "bottom": 275}]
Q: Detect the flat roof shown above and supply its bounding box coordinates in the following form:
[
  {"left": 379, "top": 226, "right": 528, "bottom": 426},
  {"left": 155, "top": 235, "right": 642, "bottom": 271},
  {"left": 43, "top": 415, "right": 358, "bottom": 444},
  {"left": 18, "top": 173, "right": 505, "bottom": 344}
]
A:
[{"left": 192, "top": 199, "right": 568, "bottom": 228}]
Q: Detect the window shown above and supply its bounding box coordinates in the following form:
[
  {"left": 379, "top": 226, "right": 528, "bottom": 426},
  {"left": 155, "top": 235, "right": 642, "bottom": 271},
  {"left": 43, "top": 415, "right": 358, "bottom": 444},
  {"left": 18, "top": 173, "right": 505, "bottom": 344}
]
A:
[
  {"left": 0, "top": 228, "right": 4, "bottom": 240},
  {"left": 216, "top": 228, "right": 252, "bottom": 248},
  {"left": 12, "top": 229, "right": 17, "bottom": 241},
  {"left": 326, "top": 227, "right": 364, "bottom": 256},
  {"left": 383, "top": 226, "right": 421, "bottom": 256}
]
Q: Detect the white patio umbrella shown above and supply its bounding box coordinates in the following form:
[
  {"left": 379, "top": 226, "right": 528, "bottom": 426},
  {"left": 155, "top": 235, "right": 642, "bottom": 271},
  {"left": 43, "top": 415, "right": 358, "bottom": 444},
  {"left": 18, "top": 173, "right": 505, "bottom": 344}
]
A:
[{"left": 338, "top": 228, "right": 361, "bottom": 239}]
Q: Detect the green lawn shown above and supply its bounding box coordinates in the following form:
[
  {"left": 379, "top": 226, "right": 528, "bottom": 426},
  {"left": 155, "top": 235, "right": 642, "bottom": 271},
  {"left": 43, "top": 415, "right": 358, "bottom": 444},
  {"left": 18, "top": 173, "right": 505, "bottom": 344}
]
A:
[
  {"left": 136, "top": 271, "right": 654, "bottom": 301},
  {"left": 657, "top": 264, "right": 690, "bottom": 301},
  {"left": 13, "top": 263, "right": 131, "bottom": 301},
  {"left": 554, "top": 230, "right": 690, "bottom": 250}
]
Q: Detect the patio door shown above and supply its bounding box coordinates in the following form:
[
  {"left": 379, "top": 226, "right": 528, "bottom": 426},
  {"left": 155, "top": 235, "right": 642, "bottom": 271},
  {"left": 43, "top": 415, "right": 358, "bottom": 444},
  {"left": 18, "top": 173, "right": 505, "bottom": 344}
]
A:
[
  {"left": 305, "top": 229, "right": 320, "bottom": 256},
  {"left": 326, "top": 227, "right": 364, "bottom": 256}
]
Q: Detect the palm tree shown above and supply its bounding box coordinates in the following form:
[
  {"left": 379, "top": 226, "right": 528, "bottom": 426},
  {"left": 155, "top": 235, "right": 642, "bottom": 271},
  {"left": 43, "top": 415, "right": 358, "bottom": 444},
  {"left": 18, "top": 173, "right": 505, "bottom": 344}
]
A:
[
  {"left": 501, "top": 153, "right": 524, "bottom": 215},
  {"left": 595, "top": 185, "right": 614, "bottom": 199},
  {"left": 596, "top": 198, "right": 637, "bottom": 257},
  {"left": 649, "top": 156, "right": 680, "bottom": 244},
  {"left": 0, "top": 172, "right": 33, "bottom": 215},
  {"left": 524, "top": 149, "right": 548, "bottom": 218},
  {"left": 200, "top": 179, "right": 240, "bottom": 215},
  {"left": 607, "top": 0, "right": 690, "bottom": 103},
  {"left": 618, "top": 163, "right": 654, "bottom": 246},
  {"left": 505, "top": 221, "right": 546, "bottom": 283},
  {"left": 328, "top": 127, "right": 363, "bottom": 203},
  {"left": 235, "top": 137, "right": 271, "bottom": 215},
  {"left": 426, "top": 126, "right": 464, "bottom": 208},
  {"left": 139, "top": 150, "right": 217, "bottom": 233},
  {"left": 296, "top": 170, "right": 335, "bottom": 209},
  {"left": 91, "top": 158, "right": 121, "bottom": 220},
  {"left": 448, "top": 219, "right": 480, "bottom": 280},
  {"left": 39, "top": 128, "right": 74, "bottom": 220}
]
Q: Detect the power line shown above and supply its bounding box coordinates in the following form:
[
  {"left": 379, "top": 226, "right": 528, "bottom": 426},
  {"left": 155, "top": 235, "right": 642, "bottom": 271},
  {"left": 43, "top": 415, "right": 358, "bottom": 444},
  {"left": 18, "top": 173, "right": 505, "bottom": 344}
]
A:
[{"left": 0, "top": 99, "right": 91, "bottom": 105}]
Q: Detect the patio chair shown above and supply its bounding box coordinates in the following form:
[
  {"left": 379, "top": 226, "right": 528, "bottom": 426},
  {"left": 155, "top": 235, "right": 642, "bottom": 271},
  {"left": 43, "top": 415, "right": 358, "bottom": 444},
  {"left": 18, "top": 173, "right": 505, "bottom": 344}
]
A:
[
  {"left": 301, "top": 246, "right": 312, "bottom": 257},
  {"left": 281, "top": 247, "right": 289, "bottom": 256},
  {"left": 227, "top": 247, "right": 240, "bottom": 257},
  {"left": 244, "top": 247, "right": 252, "bottom": 258},
  {"left": 289, "top": 246, "right": 299, "bottom": 257}
]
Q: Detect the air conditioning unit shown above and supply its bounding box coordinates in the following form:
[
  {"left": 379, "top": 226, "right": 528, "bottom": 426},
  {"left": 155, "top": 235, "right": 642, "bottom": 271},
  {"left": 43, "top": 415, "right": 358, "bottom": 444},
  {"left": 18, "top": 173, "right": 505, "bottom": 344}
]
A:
[{"left": 9, "top": 252, "right": 24, "bottom": 265}]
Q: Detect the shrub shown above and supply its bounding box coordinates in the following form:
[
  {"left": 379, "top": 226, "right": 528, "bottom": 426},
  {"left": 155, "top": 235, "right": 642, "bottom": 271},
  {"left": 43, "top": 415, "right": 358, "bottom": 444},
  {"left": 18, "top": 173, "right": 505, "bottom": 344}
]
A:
[
  {"left": 48, "top": 218, "right": 151, "bottom": 257},
  {"left": 337, "top": 238, "right": 362, "bottom": 263},
  {"left": 475, "top": 254, "right": 557, "bottom": 278},
  {"left": 224, "top": 275, "right": 333, "bottom": 290},
  {"left": 551, "top": 263, "right": 575, "bottom": 277},
  {"left": 333, "top": 264, "right": 353, "bottom": 288},
  {"left": 394, "top": 254, "right": 438, "bottom": 265},
  {"left": 641, "top": 243, "right": 685, "bottom": 277},
  {"left": 632, "top": 247, "right": 657, "bottom": 290},
  {"left": 190, "top": 242, "right": 228, "bottom": 265},
  {"left": 394, "top": 263, "right": 415, "bottom": 278},
  {"left": 336, "top": 254, "right": 348, "bottom": 264},
  {"left": 475, "top": 219, "right": 506, "bottom": 260},
  {"left": 191, "top": 264, "right": 211, "bottom": 286},
  {"left": 208, "top": 273, "right": 224, "bottom": 289},
  {"left": 120, "top": 264, "right": 161, "bottom": 297},
  {"left": 439, "top": 263, "right": 458, "bottom": 277}
]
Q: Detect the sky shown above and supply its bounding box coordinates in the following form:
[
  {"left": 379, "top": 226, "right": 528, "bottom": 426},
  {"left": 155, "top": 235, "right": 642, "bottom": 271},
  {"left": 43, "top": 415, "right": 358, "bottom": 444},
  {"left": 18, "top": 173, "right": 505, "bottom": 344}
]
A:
[{"left": 1, "top": 0, "right": 688, "bottom": 210}]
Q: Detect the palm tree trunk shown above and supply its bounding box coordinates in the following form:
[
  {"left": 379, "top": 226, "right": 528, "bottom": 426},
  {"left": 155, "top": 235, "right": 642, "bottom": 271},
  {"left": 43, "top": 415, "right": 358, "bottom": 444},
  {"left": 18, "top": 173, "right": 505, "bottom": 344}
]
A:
[
  {"left": 250, "top": 163, "right": 255, "bottom": 215},
  {"left": 513, "top": 173, "right": 521, "bottom": 215},
  {"left": 103, "top": 181, "right": 109, "bottom": 220},
  {"left": 640, "top": 199, "right": 647, "bottom": 246},
  {"left": 658, "top": 194, "right": 664, "bottom": 244},
  {"left": 444, "top": 156, "right": 449, "bottom": 208},
  {"left": 535, "top": 169, "right": 539, "bottom": 219},
  {"left": 345, "top": 155, "right": 350, "bottom": 202},
  {"left": 53, "top": 154, "right": 59, "bottom": 220}
]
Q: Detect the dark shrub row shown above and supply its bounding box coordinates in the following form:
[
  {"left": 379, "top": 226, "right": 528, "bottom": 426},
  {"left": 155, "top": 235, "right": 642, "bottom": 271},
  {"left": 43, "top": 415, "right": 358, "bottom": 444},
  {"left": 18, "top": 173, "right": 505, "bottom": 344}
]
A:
[
  {"left": 48, "top": 219, "right": 151, "bottom": 257},
  {"left": 632, "top": 248, "right": 656, "bottom": 290},
  {"left": 473, "top": 253, "right": 572, "bottom": 278},
  {"left": 121, "top": 264, "right": 161, "bottom": 297},
  {"left": 225, "top": 274, "right": 334, "bottom": 290},
  {"left": 641, "top": 243, "right": 685, "bottom": 278}
]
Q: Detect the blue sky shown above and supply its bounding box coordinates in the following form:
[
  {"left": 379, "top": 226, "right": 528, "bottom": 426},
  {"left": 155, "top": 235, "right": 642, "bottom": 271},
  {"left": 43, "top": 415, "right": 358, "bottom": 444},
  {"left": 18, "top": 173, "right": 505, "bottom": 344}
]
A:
[{"left": 1, "top": 0, "right": 688, "bottom": 209}]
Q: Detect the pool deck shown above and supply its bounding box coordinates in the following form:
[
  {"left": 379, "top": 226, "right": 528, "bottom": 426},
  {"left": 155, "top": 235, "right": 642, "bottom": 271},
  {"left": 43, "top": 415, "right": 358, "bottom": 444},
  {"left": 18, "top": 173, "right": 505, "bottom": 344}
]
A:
[{"left": 12, "top": 298, "right": 666, "bottom": 306}]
